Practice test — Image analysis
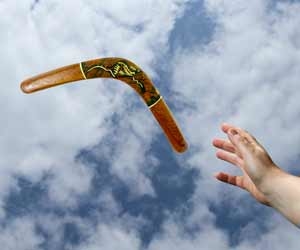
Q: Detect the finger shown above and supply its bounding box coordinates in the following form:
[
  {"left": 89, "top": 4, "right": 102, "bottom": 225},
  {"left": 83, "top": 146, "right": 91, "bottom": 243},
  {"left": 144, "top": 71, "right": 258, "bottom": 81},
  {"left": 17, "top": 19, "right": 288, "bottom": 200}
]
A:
[
  {"left": 214, "top": 172, "right": 246, "bottom": 190},
  {"left": 221, "top": 123, "right": 236, "bottom": 133},
  {"left": 227, "top": 129, "right": 252, "bottom": 156},
  {"left": 240, "top": 129, "right": 262, "bottom": 147},
  {"left": 216, "top": 149, "right": 243, "bottom": 168},
  {"left": 237, "top": 129, "right": 256, "bottom": 144},
  {"left": 222, "top": 124, "right": 252, "bottom": 142},
  {"left": 229, "top": 127, "right": 258, "bottom": 145},
  {"left": 239, "top": 130, "right": 271, "bottom": 157},
  {"left": 212, "top": 138, "right": 235, "bottom": 153}
]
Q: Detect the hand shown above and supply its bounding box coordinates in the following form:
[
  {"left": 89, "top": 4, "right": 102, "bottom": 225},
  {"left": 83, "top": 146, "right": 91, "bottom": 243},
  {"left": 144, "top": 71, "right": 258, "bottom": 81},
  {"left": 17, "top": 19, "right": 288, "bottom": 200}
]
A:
[{"left": 212, "top": 123, "right": 280, "bottom": 206}]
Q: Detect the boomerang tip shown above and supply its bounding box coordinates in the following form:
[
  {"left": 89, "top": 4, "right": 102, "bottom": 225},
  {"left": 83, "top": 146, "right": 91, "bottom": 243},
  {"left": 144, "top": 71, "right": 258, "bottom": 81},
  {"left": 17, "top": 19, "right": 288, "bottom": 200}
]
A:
[
  {"left": 20, "top": 79, "right": 34, "bottom": 93},
  {"left": 169, "top": 130, "right": 188, "bottom": 153},
  {"left": 175, "top": 141, "right": 188, "bottom": 153}
]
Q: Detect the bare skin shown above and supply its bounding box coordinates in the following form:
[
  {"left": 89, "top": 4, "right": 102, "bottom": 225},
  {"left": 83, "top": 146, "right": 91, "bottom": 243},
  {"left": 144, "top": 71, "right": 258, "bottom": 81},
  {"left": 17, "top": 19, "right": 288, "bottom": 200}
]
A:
[{"left": 213, "top": 123, "right": 300, "bottom": 227}]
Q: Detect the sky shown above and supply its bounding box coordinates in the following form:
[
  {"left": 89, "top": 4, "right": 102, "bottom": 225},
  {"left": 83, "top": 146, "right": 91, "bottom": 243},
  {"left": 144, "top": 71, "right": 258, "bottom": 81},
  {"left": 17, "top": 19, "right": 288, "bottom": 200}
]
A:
[{"left": 1, "top": 0, "right": 300, "bottom": 249}]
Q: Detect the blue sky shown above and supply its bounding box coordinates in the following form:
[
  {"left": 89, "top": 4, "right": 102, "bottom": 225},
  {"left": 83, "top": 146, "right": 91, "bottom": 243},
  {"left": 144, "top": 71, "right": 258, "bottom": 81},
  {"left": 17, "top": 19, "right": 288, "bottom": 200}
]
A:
[{"left": 1, "top": 0, "right": 300, "bottom": 249}]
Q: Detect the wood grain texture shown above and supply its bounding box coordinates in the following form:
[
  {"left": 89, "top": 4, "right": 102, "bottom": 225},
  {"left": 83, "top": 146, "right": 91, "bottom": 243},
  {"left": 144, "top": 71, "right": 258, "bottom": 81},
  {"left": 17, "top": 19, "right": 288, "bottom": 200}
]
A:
[
  {"left": 20, "top": 57, "right": 188, "bottom": 153},
  {"left": 21, "top": 63, "right": 84, "bottom": 93},
  {"left": 150, "top": 98, "right": 188, "bottom": 153}
]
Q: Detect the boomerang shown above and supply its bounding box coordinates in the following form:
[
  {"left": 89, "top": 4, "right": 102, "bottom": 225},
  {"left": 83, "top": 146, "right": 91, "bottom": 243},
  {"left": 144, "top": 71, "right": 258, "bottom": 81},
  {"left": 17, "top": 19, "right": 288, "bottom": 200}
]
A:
[{"left": 20, "top": 58, "right": 188, "bottom": 153}]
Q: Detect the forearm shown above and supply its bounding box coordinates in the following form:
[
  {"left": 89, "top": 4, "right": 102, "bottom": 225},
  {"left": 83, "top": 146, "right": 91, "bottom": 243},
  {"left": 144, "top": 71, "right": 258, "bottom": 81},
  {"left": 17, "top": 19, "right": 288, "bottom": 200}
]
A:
[{"left": 260, "top": 167, "right": 300, "bottom": 226}]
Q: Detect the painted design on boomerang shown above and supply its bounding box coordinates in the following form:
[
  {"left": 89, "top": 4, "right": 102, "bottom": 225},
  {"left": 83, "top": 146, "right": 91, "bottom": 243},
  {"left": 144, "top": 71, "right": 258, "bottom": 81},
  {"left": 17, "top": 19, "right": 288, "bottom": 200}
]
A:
[
  {"left": 83, "top": 61, "right": 145, "bottom": 92},
  {"left": 20, "top": 58, "right": 188, "bottom": 153}
]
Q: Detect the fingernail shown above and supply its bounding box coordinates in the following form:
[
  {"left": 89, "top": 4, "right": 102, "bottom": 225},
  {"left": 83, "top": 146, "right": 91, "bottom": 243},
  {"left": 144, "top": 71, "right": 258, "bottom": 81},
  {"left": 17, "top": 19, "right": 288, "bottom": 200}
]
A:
[{"left": 229, "top": 129, "right": 238, "bottom": 136}]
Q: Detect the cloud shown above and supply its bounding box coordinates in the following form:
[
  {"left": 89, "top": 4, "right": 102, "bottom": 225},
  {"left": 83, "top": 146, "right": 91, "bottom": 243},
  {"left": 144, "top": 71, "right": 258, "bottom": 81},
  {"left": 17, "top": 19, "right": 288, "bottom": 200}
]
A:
[
  {"left": 0, "top": 217, "right": 43, "bottom": 250},
  {"left": 0, "top": 0, "right": 193, "bottom": 248},
  {"left": 0, "top": 0, "right": 190, "bottom": 212},
  {"left": 74, "top": 223, "right": 141, "bottom": 250},
  {"left": 149, "top": 218, "right": 228, "bottom": 250},
  {"left": 153, "top": 0, "right": 300, "bottom": 248},
  {"left": 2, "top": 0, "right": 300, "bottom": 248},
  {"left": 173, "top": 0, "right": 300, "bottom": 170},
  {"left": 233, "top": 216, "right": 300, "bottom": 250}
]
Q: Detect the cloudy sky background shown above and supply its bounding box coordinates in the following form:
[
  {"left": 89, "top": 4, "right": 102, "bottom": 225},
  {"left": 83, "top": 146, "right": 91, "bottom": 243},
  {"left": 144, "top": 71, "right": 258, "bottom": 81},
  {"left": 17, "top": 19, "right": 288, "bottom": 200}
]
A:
[{"left": 1, "top": 0, "right": 300, "bottom": 249}]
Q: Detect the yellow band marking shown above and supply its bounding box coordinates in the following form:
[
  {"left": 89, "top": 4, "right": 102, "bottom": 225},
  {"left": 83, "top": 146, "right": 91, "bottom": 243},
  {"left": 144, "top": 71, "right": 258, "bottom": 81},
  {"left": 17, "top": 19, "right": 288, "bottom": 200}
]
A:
[
  {"left": 148, "top": 96, "right": 163, "bottom": 109},
  {"left": 80, "top": 62, "right": 87, "bottom": 79}
]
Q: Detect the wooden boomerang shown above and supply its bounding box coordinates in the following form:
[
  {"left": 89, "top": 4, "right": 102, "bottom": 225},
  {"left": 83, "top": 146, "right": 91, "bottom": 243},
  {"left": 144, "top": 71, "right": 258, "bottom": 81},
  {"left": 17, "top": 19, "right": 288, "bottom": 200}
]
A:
[{"left": 20, "top": 58, "right": 188, "bottom": 153}]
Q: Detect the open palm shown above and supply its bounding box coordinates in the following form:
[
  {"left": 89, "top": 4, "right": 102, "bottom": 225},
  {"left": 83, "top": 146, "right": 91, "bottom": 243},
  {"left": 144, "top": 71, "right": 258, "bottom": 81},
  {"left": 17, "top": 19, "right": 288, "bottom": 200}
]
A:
[{"left": 213, "top": 123, "right": 272, "bottom": 206}]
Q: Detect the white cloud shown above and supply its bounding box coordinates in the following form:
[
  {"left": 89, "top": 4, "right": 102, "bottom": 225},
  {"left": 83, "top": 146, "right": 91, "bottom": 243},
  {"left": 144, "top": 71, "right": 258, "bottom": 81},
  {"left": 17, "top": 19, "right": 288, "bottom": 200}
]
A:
[
  {"left": 0, "top": 217, "right": 43, "bottom": 250},
  {"left": 0, "top": 0, "right": 190, "bottom": 211},
  {"left": 74, "top": 223, "right": 141, "bottom": 250},
  {"left": 2, "top": 0, "right": 300, "bottom": 248},
  {"left": 0, "top": 0, "right": 192, "bottom": 248},
  {"left": 146, "top": 0, "right": 300, "bottom": 248},
  {"left": 149, "top": 219, "right": 228, "bottom": 250},
  {"left": 234, "top": 217, "right": 300, "bottom": 250},
  {"left": 172, "top": 0, "right": 300, "bottom": 174}
]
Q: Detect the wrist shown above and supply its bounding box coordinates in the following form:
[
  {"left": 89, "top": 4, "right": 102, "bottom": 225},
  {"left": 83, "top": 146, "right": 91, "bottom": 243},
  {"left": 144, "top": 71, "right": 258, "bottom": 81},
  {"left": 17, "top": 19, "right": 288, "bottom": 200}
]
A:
[
  {"left": 258, "top": 166, "right": 300, "bottom": 224},
  {"left": 257, "top": 165, "right": 287, "bottom": 198}
]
